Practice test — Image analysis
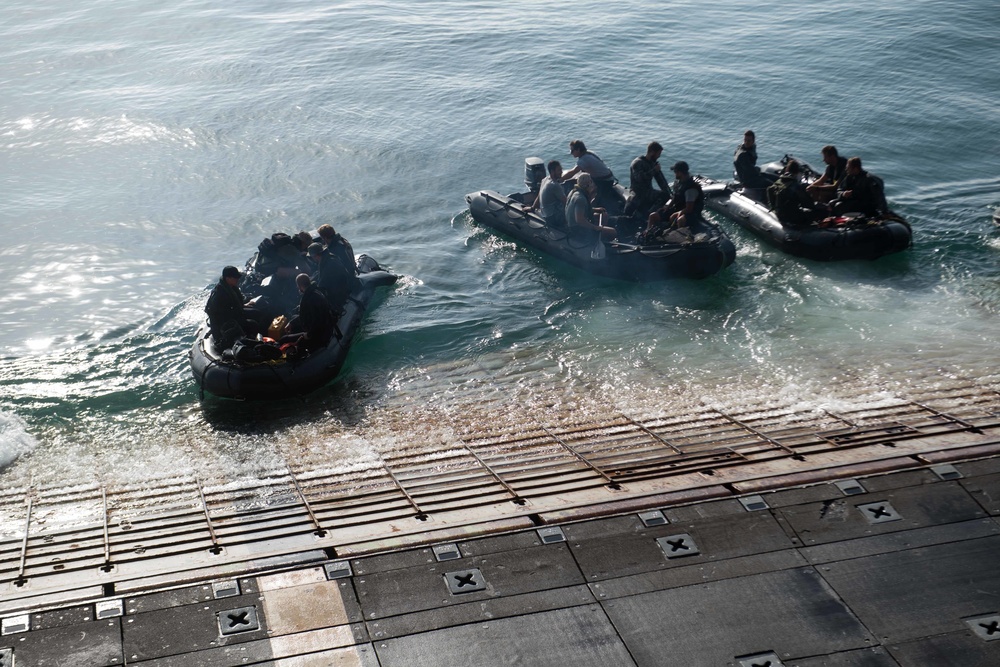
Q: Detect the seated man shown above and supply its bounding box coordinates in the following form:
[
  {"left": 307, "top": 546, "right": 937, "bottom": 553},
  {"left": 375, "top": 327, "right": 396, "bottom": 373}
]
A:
[
  {"left": 646, "top": 161, "right": 704, "bottom": 236},
  {"left": 205, "top": 265, "right": 265, "bottom": 349},
  {"left": 628, "top": 141, "right": 670, "bottom": 218},
  {"left": 280, "top": 273, "right": 337, "bottom": 353},
  {"left": 565, "top": 173, "right": 617, "bottom": 244},
  {"left": 561, "top": 139, "right": 618, "bottom": 203},
  {"left": 767, "top": 160, "right": 825, "bottom": 228},
  {"left": 806, "top": 145, "right": 848, "bottom": 203},
  {"left": 733, "top": 130, "right": 770, "bottom": 191},
  {"left": 528, "top": 160, "right": 569, "bottom": 229},
  {"left": 832, "top": 157, "right": 881, "bottom": 216}
]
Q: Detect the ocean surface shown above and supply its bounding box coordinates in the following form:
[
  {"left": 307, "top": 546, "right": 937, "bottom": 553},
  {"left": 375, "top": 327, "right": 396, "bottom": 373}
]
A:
[{"left": 2, "top": 0, "right": 999, "bottom": 503}]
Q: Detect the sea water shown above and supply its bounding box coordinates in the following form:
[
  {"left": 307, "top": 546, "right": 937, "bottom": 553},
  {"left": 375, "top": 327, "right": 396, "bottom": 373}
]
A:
[{"left": 1, "top": 0, "right": 999, "bottom": 501}]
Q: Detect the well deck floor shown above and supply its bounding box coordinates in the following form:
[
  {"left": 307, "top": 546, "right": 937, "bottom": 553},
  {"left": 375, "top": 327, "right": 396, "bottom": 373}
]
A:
[{"left": 3, "top": 381, "right": 1000, "bottom": 665}]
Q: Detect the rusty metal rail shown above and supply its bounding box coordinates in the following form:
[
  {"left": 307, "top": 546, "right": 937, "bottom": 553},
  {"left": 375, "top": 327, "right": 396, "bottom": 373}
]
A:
[{"left": 2, "top": 381, "right": 1000, "bottom": 603}]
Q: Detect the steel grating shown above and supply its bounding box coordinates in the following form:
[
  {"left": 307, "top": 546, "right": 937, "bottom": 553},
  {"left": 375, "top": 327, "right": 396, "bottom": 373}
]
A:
[{"left": 3, "top": 381, "right": 1000, "bottom": 607}]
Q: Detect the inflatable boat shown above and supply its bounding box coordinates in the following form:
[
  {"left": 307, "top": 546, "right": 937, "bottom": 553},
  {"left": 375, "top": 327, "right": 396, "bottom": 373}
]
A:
[
  {"left": 465, "top": 158, "right": 736, "bottom": 281},
  {"left": 699, "top": 156, "right": 912, "bottom": 262},
  {"left": 190, "top": 254, "right": 397, "bottom": 400}
]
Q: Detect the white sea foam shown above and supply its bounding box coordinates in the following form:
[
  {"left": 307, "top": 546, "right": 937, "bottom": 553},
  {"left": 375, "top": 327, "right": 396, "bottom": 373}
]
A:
[{"left": 0, "top": 411, "right": 37, "bottom": 470}]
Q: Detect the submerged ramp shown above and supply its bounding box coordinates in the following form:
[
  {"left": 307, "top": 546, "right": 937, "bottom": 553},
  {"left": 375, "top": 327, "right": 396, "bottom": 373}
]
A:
[{"left": 1, "top": 378, "right": 1000, "bottom": 664}]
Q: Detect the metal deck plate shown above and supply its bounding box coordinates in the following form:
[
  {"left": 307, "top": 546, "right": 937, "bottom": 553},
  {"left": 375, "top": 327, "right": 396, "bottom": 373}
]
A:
[
  {"left": 351, "top": 547, "right": 438, "bottom": 576},
  {"left": 818, "top": 536, "right": 1000, "bottom": 644},
  {"left": 122, "top": 593, "right": 269, "bottom": 661},
  {"left": 568, "top": 511, "right": 793, "bottom": 581},
  {"left": 962, "top": 472, "right": 1000, "bottom": 515},
  {"left": 29, "top": 604, "right": 93, "bottom": 630},
  {"left": 373, "top": 604, "right": 635, "bottom": 667},
  {"left": 790, "top": 646, "right": 899, "bottom": 666},
  {"left": 665, "top": 498, "right": 748, "bottom": 522},
  {"left": 955, "top": 458, "right": 1000, "bottom": 477},
  {"left": 800, "top": 518, "right": 1000, "bottom": 565},
  {"left": 261, "top": 578, "right": 364, "bottom": 633},
  {"left": 602, "top": 567, "right": 873, "bottom": 665},
  {"left": 455, "top": 528, "right": 547, "bottom": 557},
  {"left": 125, "top": 578, "right": 257, "bottom": 615},
  {"left": 764, "top": 483, "right": 850, "bottom": 509},
  {"left": 354, "top": 544, "right": 583, "bottom": 619},
  {"left": 592, "top": 550, "right": 807, "bottom": 601},
  {"left": 858, "top": 469, "right": 939, "bottom": 492},
  {"left": 775, "top": 482, "right": 987, "bottom": 546},
  {"left": 887, "top": 631, "right": 1000, "bottom": 665},
  {"left": 4, "top": 619, "right": 121, "bottom": 667},
  {"left": 369, "top": 585, "right": 595, "bottom": 641}
]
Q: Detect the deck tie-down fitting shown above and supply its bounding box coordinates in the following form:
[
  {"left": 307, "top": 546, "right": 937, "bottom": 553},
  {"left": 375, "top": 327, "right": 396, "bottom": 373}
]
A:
[
  {"left": 657, "top": 533, "right": 700, "bottom": 558},
  {"left": 218, "top": 606, "right": 260, "bottom": 635}
]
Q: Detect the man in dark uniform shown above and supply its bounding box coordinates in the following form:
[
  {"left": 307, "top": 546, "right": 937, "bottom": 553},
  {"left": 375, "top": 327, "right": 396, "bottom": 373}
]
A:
[
  {"left": 645, "top": 161, "right": 704, "bottom": 236},
  {"left": 315, "top": 224, "right": 360, "bottom": 312},
  {"left": 733, "top": 130, "right": 770, "bottom": 191},
  {"left": 317, "top": 224, "right": 359, "bottom": 278},
  {"left": 767, "top": 161, "right": 825, "bottom": 228},
  {"left": 833, "top": 157, "right": 881, "bottom": 216},
  {"left": 628, "top": 141, "right": 670, "bottom": 218},
  {"left": 806, "top": 145, "right": 848, "bottom": 203},
  {"left": 281, "top": 273, "right": 336, "bottom": 353},
  {"left": 205, "top": 266, "right": 263, "bottom": 349}
]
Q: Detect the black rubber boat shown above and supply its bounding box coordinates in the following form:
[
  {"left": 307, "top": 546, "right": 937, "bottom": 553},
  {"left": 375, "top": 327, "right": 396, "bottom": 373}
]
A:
[
  {"left": 465, "top": 158, "right": 736, "bottom": 281},
  {"left": 699, "top": 155, "right": 912, "bottom": 262},
  {"left": 190, "top": 254, "right": 397, "bottom": 400}
]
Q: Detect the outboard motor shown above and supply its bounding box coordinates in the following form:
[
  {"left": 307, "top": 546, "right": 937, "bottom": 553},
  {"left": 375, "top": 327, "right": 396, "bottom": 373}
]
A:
[
  {"left": 760, "top": 159, "right": 786, "bottom": 180},
  {"left": 524, "top": 157, "right": 546, "bottom": 192}
]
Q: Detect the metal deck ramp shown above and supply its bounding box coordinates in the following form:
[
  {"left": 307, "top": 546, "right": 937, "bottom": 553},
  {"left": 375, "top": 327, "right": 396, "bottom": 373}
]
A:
[{"left": 2, "top": 378, "right": 1000, "bottom": 664}]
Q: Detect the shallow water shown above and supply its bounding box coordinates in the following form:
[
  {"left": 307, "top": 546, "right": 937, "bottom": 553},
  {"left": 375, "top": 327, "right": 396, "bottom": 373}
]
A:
[{"left": 2, "top": 0, "right": 999, "bottom": 499}]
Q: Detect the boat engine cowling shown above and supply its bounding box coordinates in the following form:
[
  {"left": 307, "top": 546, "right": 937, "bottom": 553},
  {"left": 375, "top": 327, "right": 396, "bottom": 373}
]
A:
[
  {"left": 524, "top": 157, "right": 546, "bottom": 192},
  {"left": 760, "top": 159, "right": 785, "bottom": 179}
]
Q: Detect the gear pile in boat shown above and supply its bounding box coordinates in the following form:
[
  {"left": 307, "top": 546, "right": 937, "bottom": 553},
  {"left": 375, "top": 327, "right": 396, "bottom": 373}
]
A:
[{"left": 190, "top": 225, "right": 397, "bottom": 400}]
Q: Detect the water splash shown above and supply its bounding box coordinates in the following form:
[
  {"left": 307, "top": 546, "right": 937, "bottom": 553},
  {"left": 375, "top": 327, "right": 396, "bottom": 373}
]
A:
[{"left": 0, "top": 411, "right": 37, "bottom": 471}]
